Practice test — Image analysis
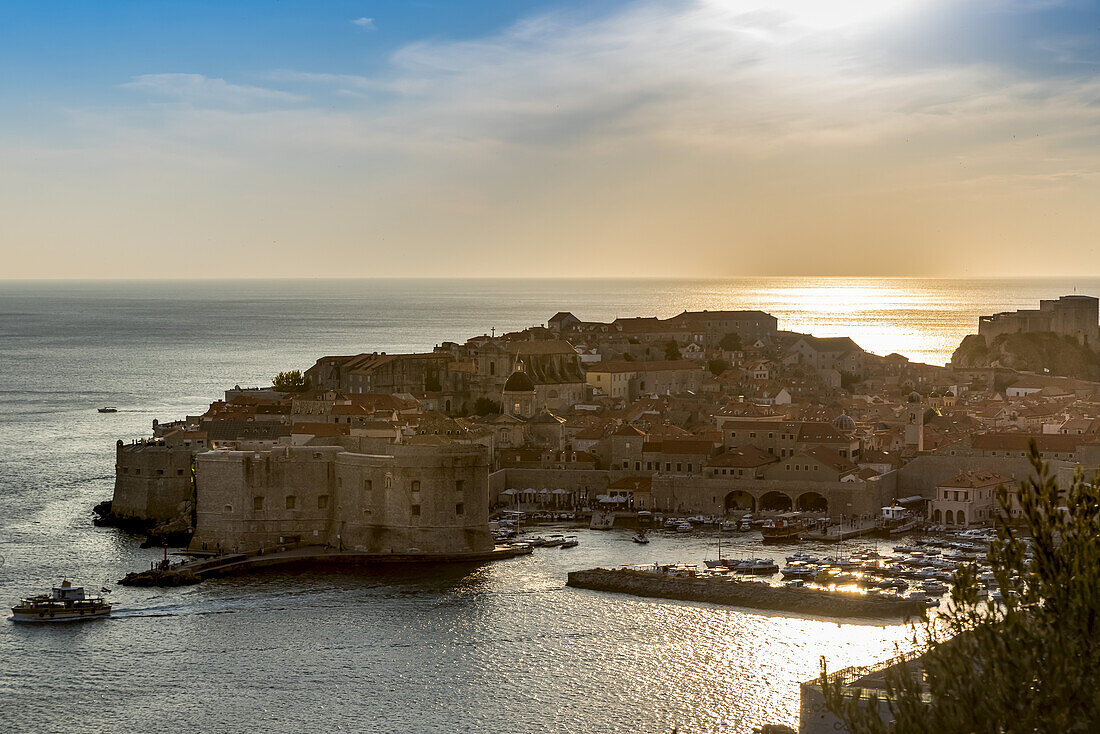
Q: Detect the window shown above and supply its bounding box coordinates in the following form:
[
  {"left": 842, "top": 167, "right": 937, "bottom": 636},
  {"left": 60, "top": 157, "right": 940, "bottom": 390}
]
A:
[
  {"left": 318, "top": 495, "right": 329, "bottom": 509},
  {"left": 253, "top": 497, "right": 264, "bottom": 511},
  {"left": 364, "top": 479, "right": 372, "bottom": 491},
  {"left": 456, "top": 503, "right": 464, "bottom": 516},
  {"left": 337, "top": 477, "right": 343, "bottom": 488},
  {"left": 676, "top": 463, "right": 682, "bottom": 472},
  {"left": 411, "top": 480, "right": 421, "bottom": 493},
  {"left": 456, "top": 479, "right": 464, "bottom": 492},
  {"left": 490, "top": 362, "right": 495, "bottom": 376},
  {"left": 286, "top": 495, "right": 297, "bottom": 510},
  {"left": 177, "top": 469, "right": 184, "bottom": 476},
  {"left": 411, "top": 504, "right": 421, "bottom": 517},
  {"left": 224, "top": 504, "right": 233, "bottom": 513}
]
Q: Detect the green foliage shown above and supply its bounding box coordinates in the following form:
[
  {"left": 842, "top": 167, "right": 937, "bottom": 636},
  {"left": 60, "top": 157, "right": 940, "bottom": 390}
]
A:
[
  {"left": 707, "top": 358, "right": 728, "bottom": 377},
  {"left": 821, "top": 443, "right": 1100, "bottom": 732},
  {"left": 719, "top": 332, "right": 743, "bottom": 351},
  {"left": 472, "top": 397, "right": 501, "bottom": 416},
  {"left": 272, "top": 370, "right": 310, "bottom": 393},
  {"left": 664, "top": 340, "right": 682, "bottom": 361}
]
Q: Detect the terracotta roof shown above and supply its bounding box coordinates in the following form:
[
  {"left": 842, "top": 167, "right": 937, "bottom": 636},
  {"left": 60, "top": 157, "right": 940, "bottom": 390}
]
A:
[
  {"left": 971, "top": 433, "right": 1083, "bottom": 453},
  {"left": 939, "top": 470, "right": 1014, "bottom": 489},
  {"left": 707, "top": 446, "right": 778, "bottom": 468}
]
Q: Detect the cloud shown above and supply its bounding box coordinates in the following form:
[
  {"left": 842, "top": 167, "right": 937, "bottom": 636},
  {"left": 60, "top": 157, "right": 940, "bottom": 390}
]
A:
[
  {"left": 351, "top": 17, "right": 375, "bottom": 30},
  {"left": 121, "top": 73, "right": 305, "bottom": 106},
  {"left": 5, "top": 0, "right": 1100, "bottom": 278}
]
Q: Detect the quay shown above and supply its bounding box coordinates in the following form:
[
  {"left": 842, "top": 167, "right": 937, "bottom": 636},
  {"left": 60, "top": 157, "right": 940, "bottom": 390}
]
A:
[
  {"left": 566, "top": 568, "right": 925, "bottom": 620},
  {"left": 119, "top": 544, "right": 522, "bottom": 586}
]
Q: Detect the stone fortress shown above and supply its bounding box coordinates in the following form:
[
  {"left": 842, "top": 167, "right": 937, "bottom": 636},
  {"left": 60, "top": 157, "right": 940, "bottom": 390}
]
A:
[
  {"left": 190, "top": 440, "right": 492, "bottom": 556},
  {"left": 978, "top": 294, "right": 1099, "bottom": 347}
]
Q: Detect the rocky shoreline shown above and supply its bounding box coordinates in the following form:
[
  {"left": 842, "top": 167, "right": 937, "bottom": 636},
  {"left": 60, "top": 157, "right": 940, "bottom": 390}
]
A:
[{"left": 566, "top": 568, "right": 925, "bottom": 620}]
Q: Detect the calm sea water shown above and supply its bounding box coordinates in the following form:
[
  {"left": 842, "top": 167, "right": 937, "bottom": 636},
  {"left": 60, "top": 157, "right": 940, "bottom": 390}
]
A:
[{"left": 1, "top": 277, "right": 1097, "bottom": 733}]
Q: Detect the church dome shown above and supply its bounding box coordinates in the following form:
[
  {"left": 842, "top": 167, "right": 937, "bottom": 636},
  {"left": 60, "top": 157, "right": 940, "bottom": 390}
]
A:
[
  {"left": 503, "top": 370, "right": 535, "bottom": 392},
  {"left": 907, "top": 391, "right": 922, "bottom": 403},
  {"left": 832, "top": 413, "right": 856, "bottom": 431}
]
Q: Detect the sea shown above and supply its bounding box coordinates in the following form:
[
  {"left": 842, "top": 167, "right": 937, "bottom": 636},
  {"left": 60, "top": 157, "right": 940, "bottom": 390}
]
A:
[{"left": 1, "top": 276, "right": 1097, "bottom": 733}]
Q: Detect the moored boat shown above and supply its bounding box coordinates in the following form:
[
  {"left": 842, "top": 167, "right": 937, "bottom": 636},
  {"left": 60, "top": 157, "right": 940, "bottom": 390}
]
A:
[
  {"left": 11, "top": 581, "right": 111, "bottom": 622},
  {"left": 761, "top": 517, "right": 802, "bottom": 544}
]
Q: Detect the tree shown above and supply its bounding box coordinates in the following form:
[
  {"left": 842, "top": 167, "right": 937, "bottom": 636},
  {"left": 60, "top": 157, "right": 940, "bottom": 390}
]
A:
[
  {"left": 664, "top": 340, "right": 682, "bottom": 360},
  {"left": 719, "top": 332, "right": 743, "bottom": 351},
  {"left": 707, "top": 358, "right": 728, "bottom": 377},
  {"left": 272, "top": 370, "right": 310, "bottom": 393},
  {"left": 821, "top": 443, "right": 1100, "bottom": 732}
]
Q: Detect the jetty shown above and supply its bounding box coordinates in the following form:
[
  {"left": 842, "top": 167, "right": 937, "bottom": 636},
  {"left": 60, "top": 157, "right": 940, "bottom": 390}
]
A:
[
  {"left": 566, "top": 568, "right": 925, "bottom": 620},
  {"left": 119, "top": 544, "right": 522, "bottom": 586}
]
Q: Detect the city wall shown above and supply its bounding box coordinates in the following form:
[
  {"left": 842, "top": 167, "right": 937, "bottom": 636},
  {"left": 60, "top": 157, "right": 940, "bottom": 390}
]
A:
[
  {"left": 189, "top": 443, "right": 493, "bottom": 556},
  {"left": 650, "top": 475, "right": 896, "bottom": 516},
  {"left": 112, "top": 440, "right": 196, "bottom": 524}
]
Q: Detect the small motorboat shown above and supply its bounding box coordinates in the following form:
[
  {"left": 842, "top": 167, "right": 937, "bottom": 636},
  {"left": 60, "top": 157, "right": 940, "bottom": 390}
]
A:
[
  {"left": 11, "top": 581, "right": 111, "bottom": 622},
  {"left": 675, "top": 522, "right": 693, "bottom": 533},
  {"left": 632, "top": 532, "right": 650, "bottom": 544},
  {"left": 735, "top": 558, "right": 779, "bottom": 575},
  {"left": 97, "top": 407, "right": 118, "bottom": 413},
  {"left": 560, "top": 536, "right": 579, "bottom": 548}
]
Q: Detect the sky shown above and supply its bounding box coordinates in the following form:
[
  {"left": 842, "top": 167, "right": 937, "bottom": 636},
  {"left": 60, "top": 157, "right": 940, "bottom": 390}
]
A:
[{"left": 1, "top": 0, "right": 1099, "bottom": 279}]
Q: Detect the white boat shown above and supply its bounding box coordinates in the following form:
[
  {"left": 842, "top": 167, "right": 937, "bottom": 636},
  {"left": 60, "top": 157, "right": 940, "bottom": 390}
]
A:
[
  {"left": 632, "top": 533, "right": 650, "bottom": 544},
  {"left": 675, "top": 522, "right": 693, "bottom": 533},
  {"left": 560, "top": 536, "right": 579, "bottom": 548},
  {"left": 11, "top": 581, "right": 111, "bottom": 622},
  {"left": 738, "top": 522, "right": 752, "bottom": 532}
]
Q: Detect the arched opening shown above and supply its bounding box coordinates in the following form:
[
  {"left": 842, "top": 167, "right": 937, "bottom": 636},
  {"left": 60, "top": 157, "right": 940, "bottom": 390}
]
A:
[
  {"left": 796, "top": 492, "right": 828, "bottom": 512},
  {"left": 945, "top": 509, "right": 954, "bottom": 525},
  {"left": 933, "top": 509, "right": 942, "bottom": 522},
  {"left": 760, "top": 491, "right": 793, "bottom": 512},
  {"left": 957, "top": 510, "right": 966, "bottom": 525},
  {"left": 724, "top": 490, "right": 755, "bottom": 513}
]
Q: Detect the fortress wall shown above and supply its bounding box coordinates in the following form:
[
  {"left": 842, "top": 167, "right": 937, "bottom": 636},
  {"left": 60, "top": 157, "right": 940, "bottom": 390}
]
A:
[
  {"left": 650, "top": 476, "right": 894, "bottom": 516},
  {"left": 335, "top": 444, "right": 493, "bottom": 555},
  {"left": 189, "top": 443, "right": 494, "bottom": 556},
  {"left": 896, "top": 455, "right": 1039, "bottom": 499},
  {"left": 190, "top": 446, "right": 340, "bottom": 552},
  {"left": 112, "top": 441, "right": 195, "bottom": 523}
]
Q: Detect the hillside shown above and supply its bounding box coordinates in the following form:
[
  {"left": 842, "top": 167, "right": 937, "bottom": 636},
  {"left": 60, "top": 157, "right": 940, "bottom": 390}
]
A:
[{"left": 951, "top": 332, "right": 1100, "bottom": 381}]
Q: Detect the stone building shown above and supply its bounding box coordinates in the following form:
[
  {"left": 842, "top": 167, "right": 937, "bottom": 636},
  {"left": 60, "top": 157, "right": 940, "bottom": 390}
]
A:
[
  {"left": 188, "top": 442, "right": 493, "bottom": 556},
  {"left": 112, "top": 439, "right": 198, "bottom": 524},
  {"left": 978, "top": 294, "right": 1099, "bottom": 347}
]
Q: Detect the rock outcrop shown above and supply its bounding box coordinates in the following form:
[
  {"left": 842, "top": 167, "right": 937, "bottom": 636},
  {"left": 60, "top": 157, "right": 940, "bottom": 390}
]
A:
[{"left": 951, "top": 332, "right": 1100, "bottom": 381}]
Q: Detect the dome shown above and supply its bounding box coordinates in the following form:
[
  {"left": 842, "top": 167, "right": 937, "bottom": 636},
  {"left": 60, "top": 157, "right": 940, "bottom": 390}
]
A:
[
  {"left": 503, "top": 370, "right": 535, "bottom": 393},
  {"left": 832, "top": 413, "right": 856, "bottom": 431},
  {"left": 907, "top": 391, "right": 922, "bottom": 403}
]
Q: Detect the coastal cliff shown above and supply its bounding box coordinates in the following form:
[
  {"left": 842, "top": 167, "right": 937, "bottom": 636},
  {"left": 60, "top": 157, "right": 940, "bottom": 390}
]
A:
[
  {"left": 951, "top": 332, "right": 1100, "bottom": 381},
  {"left": 567, "top": 568, "right": 925, "bottom": 619}
]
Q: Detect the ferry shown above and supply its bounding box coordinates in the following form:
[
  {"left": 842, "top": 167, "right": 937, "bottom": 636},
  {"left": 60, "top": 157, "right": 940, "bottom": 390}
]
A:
[{"left": 11, "top": 581, "right": 111, "bottom": 623}]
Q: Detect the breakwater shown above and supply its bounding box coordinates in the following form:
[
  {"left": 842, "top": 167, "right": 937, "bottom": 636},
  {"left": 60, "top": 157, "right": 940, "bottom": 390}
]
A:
[{"left": 566, "top": 568, "right": 925, "bottom": 619}]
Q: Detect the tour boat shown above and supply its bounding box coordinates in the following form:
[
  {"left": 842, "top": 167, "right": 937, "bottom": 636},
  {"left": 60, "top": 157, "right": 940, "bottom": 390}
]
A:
[
  {"left": 97, "top": 406, "right": 118, "bottom": 413},
  {"left": 11, "top": 581, "right": 111, "bottom": 623}
]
